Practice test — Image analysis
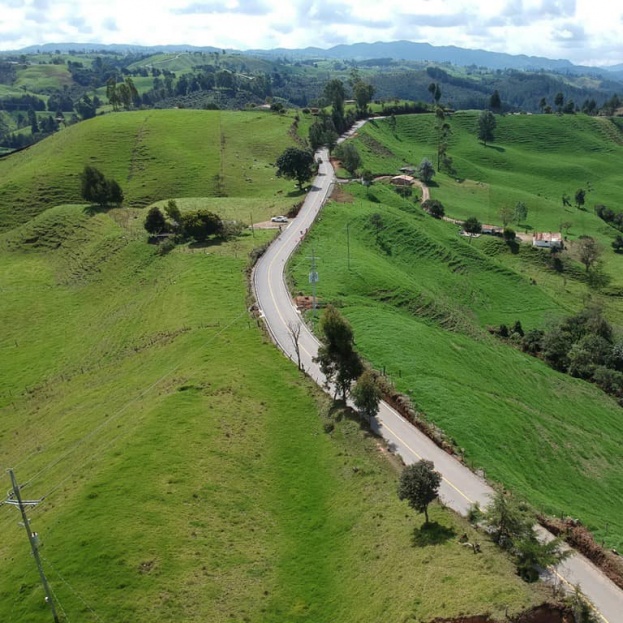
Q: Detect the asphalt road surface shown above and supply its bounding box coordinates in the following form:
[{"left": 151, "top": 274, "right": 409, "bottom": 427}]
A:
[{"left": 252, "top": 133, "right": 623, "bottom": 623}]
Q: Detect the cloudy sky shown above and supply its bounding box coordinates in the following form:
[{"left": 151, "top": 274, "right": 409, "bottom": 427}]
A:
[{"left": 1, "top": 0, "right": 622, "bottom": 66}]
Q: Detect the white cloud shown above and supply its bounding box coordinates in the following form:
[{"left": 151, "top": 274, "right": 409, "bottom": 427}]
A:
[{"left": 0, "top": 0, "right": 620, "bottom": 66}]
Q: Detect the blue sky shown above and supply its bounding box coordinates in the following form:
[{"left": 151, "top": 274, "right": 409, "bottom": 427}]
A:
[{"left": 1, "top": 0, "right": 622, "bottom": 66}]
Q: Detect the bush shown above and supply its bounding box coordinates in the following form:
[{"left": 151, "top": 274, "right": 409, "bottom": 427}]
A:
[
  {"left": 503, "top": 227, "right": 516, "bottom": 242},
  {"left": 421, "top": 199, "right": 445, "bottom": 218}
]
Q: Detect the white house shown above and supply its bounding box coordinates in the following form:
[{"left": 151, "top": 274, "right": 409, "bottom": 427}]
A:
[{"left": 532, "top": 232, "right": 563, "bottom": 249}]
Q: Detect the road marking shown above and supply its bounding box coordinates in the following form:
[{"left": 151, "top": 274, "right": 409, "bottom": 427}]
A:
[
  {"left": 550, "top": 568, "right": 610, "bottom": 623},
  {"left": 381, "top": 420, "right": 474, "bottom": 505}
]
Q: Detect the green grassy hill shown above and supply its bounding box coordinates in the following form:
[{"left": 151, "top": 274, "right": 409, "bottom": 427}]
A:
[
  {"left": 0, "top": 109, "right": 305, "bottom": 231},
  {"left": 0, "top": 112, "right": 544, "bottom": 621},
  {"left": 292, "top": 114, "right": 623, "bottom": 549}
]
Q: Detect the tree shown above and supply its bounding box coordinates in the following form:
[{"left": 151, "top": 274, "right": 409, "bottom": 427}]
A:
[
  {"left": 554, "top": 92, "right": 564, "bottom": 113},
  {"left": 463, "top": 216, "right": 482, "bottom": 238},
  {"left": 314, "top": 305, "right": 363, "bottom": 401},
  {"left": 574, "top": 188, "right": 586, "bottom": 209},
  {"left": 28, "top": 108, "right": 39, "bottom": 134},
  {"left": 353, "top": 80, "right": 374, "bottom": 116},
  {"left": 482, "top": 490, "right": 532, "bottom": 550},
  {"left": 514, "top": 201, "right": 528, "bottom": 224},
  {"left": 478, "top": 110, "right": 496, "bottom": 146},
  {"left": 352, "top": 369, "right": 382, "bottom": 422},
  {"left": 397, "top": 460, "right": 441, "bottom": 524},
  {"left": 422, "top": 199, "right": 445, "bottom": 219},
  {"left": 515, "top": 535, "right": 570, "bottom": 583},
  {"left": 361, "top": 169, "right": 374, "bottom": 197},
  {"left": 538, "top": 97, "right": 547, "bottom": 113},
  {"left": 144, "top": 206, "right": 167, "bottom": 235},
  {"left": 490, "top": 89, "right": 502, "bottom": 112},
  {"left": 435, "top": 106, "right": 453, "bottom": 172},
  {"left": 576, "top": 236, "right": 601, "bottom": 272},
  {"left": 334, "top": 142, "right": 362, "bottom": 175},
  {"left": 612, "top": 235, "right": 623, "bottom": 253},
  {"left": 416, "top": 157, "right": 435, "bottom": 184},
  {"left": 275, "top": 147, "right": 315, "bottom": 190},
  {"left": 498, "top": 206, "right": 514, "bottom": 227},
  {"left": 164, "top": 199, "right": 182, "bottom": 229},
  {"left": 80, "top": 165, "right": 123, "bottom": 207},
  {"left": 427, "top": 82, "right": 441, "bottom": 105},
  {"left": 182, "top": 209, "right": 223, "bottom": 242}
]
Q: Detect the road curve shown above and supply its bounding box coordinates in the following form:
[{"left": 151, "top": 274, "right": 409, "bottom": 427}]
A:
[{"left": 251, "top": 131, "right": 623, "bottom": 623}]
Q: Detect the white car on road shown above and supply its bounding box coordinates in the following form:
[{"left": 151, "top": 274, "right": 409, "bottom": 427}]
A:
[{"left": 271, "top": 215, "right": 288, "bottom": 223}]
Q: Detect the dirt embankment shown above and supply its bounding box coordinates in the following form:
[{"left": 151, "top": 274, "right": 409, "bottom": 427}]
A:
[{"left": 430, "top": 603, "right": 575, "bottom": 623}]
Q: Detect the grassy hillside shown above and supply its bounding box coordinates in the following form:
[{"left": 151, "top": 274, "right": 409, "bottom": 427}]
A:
[
  {"left": 0, "top": 114, "right": 544, "bottom": 621},
  {"left": 291, "top": 122, "right": 623, "bottom": 549},
  {"left": 0, "top": 109, "right": 304, "bottom": 231},
  {"left": 356, "top": 112, "right": 623, "bottom": 244}
]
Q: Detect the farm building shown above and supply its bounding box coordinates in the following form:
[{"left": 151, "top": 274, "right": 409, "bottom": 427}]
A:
[
  {"left": 532, "top": 232, "right": 563, "bottom": 249},
  {"left": 390, "top": 174, "right": 415, "bottom": 186},
  {"left": 481, "top": 224, "right": 504, "bottom": 236}
]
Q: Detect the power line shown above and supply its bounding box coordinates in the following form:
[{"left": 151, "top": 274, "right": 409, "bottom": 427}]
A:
[
  {"left": 6, "top": 469, "right": 59, "bottom": 623},
  {"left": 41, "top": 554, "right": 102, "bottom": 622}
]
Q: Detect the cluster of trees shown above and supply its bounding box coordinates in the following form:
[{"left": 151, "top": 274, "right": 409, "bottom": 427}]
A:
[
  {"left": 80, "top": 166, "right": 123, "bottom": 206},
  {"left": 145, "top": 200, "right": 222, "bottom": 241},
  {"left": 472, "top": 491, "right": 569, "bottom": 582},
  {"left": 314, "top": 305, "right": 383, "bottom": 422},
  {"left": 508, "top": 306, "right": 623, "bottom": 403},
  {"left": 594, "top": 204, "right": 623, "bottom": 250}
]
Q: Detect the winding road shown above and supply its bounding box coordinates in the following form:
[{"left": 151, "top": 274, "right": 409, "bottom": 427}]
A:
[{"left": 252, "top": 129, "right": 623, "bottom": 623}]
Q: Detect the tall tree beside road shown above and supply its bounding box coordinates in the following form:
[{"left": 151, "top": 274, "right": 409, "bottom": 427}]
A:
[
  {"left": 334, "top": 142, "right": 361, "bottom": 175},
  {"left": 324, "top": 78, "right": 346, "bottom": 133},
  {"left": 275, "top": 147, "right": 315, "bottom": 191},
  {"left": 353, "top": 80, "right": 374, "bottom": 116},
  {"left": 315, "top": 305, "right": 363, "bottom": 401},
  {"left": 397, "top": 460, "right": 442, "bottom": 525},
  {"left": 352, "top": 370, "right": 382, "bottom": 422},
  {"left": 478, "top": 110, "right": 497, "bottom": 146}
]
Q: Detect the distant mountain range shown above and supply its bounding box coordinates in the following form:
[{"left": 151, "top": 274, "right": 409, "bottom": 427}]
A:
[{"left": 7, "top": 40, "right": 620, "bottom": 76}]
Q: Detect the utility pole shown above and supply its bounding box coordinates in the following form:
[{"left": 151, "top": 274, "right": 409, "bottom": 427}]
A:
[{"left": 6, "top": 469, "right": 60, "bottom": 623}]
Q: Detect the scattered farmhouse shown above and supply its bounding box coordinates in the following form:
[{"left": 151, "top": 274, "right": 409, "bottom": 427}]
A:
[
  {"left": 532, "top": 232, "right": 563, "bottom": 249},
  {"left": 481, "top": 224, "right": 504, "bottom": 236}
]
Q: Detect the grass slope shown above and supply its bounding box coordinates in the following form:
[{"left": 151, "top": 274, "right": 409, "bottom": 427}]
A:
[
  {"left": 0, "top": 109, "right": 303, "bottom": 231},
  {"left": 0, "top": 113, "right": 543, "bottom": 621},
  {"left": 290, "top": 184, "right": 623, "bottom": 549}
]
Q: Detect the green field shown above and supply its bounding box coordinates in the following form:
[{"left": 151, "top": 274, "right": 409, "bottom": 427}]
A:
[
  {"left": 291, "top": 114, "right": 623, "bottom": 549},
  {"left": 0, "top": 111, "right": 545, "bottom": 621},
  {"left": 14, "top": 63, "right": 73, "bottom": 91},
  {"left": 0, "top": 109, "right": 307, "bottom": 231}
]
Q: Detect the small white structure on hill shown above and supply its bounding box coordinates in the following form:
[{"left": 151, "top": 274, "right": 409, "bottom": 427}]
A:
[
  {"left": 532, "top": 232, "right": 563, "bottom": 249},
  {"left": 390, "top": 174, "right": 415, "bottom": 186}
]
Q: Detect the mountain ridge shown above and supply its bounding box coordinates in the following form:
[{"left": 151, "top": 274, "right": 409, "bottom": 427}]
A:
[{"left": 4, "top": 39, "right": 617, "bottom": 75}]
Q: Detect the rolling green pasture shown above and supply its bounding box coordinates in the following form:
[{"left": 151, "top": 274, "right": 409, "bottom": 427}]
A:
[
  {"left": 0, "top": 109, "right": 303, "bottom": 230},
  {"left": 290, "top": 181, "right": 623, "bottom": 549},
  {"left": 356, "top": 112, "right": 623, "bottom": 240},
  {"left": 0, "top": 210, "right": 541, "bottom": 622},
  {"left": 0, "top": 112, "right": 544, "bottom": 621},
  {"left": 15, "top": 63, "right": 73, "bottom": 91}
]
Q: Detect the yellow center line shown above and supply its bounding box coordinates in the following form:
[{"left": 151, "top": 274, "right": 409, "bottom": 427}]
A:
[
  {"left": 381, "top": 420, "right": 474, "bottom": 505},
  {"left": 550, "top": 568, "right": 610, "bottom": 623}
]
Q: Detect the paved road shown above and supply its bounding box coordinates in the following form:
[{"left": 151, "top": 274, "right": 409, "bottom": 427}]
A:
[{"left": 252, "top": 131, "right": 623, "bottom": 623}]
